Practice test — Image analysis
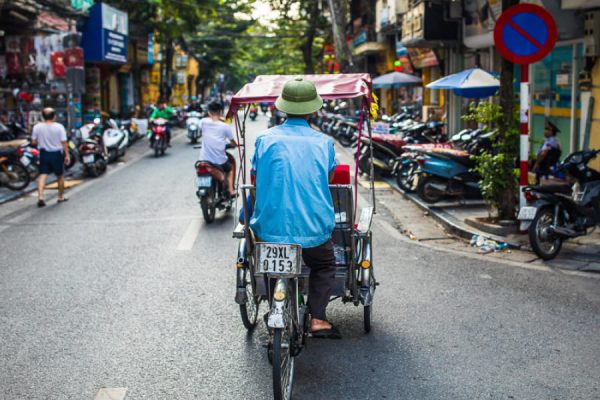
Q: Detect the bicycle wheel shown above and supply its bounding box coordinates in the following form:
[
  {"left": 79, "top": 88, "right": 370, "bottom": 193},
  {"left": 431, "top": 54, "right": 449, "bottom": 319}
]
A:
[
  {"left": 273, "top": 327, "right": 295, "bottom": 400},
  {"left": 239, "top": 269, "right": 258, "bottom": 330}
]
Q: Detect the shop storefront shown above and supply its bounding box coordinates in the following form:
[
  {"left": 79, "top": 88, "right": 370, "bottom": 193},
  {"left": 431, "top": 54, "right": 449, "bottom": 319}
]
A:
[
  {"left": 529, "top": 42, "right": 584, "bottom": 155},
  {"left": 0, "top": 7, "right": 85, "bottom": 132}
]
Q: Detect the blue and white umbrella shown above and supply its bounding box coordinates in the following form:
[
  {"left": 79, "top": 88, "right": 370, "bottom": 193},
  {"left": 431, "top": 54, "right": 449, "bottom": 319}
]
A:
[
  {"left": 426, "top": 68, "right": 499, "bottom": 98},
  {"left": 372, "top": 72, "right": 422, "bottom": 89}
]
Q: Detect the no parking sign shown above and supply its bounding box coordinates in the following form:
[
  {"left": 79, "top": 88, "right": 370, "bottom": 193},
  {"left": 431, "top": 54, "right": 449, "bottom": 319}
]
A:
[
  {"left": 494, "top": 3, "right": 557, "bottom": 65},
  {"left": 493, "top": 3, "right": 557, "bottom": 208}
]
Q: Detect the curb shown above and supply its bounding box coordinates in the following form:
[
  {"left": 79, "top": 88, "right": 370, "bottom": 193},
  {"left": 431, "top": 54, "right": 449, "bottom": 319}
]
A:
[{"left": 383, "top": 177, "right": 524, "bottom": 250}]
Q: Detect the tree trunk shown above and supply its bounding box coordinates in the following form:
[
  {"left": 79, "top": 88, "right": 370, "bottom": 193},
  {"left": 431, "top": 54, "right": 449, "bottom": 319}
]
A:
[
  {"left": 497, "top": 0, "right": 519, "bottom": 220},
  {"left": 326, "top": 0, "right": 353, "bottom": 72},
  {"left": 301, "top": 0, "right": 319, "bottom": 74}
]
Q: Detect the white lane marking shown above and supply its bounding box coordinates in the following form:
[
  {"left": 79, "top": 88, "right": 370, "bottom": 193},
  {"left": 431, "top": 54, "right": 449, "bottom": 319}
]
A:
[
  {"left": 177, "top": 218, "right": 202, "bottom": 250},
  {"left": 94, "top": 387, "right": 127, "bottom": 400}
]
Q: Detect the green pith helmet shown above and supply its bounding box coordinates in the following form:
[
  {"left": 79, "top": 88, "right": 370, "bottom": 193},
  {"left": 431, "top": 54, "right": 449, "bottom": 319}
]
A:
[{"left": 275, "top": 77, "right": 323, "bottom": 115}]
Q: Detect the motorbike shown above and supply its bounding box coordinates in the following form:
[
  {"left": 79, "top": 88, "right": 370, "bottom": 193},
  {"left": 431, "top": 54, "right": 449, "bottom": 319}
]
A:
[
  {"left": 393, "top": 129, "right": 495, "bottom": 193},
  {"left": 356, "top": 122, "right": 445, "bottom": 176},
  {"left": 186, "top": 111, "right": 203, "bottom": 144},
  {"left": 259, "top": 102, "right": 269, "bottom": 115},
  {"left": 268, "top": 106, "right": 286, "bottom": 128},
  {"left": 416, "top": 148, "right": 482, "bottom": 204},
  {"left": 518, "top": 149, "right": 600, "bottom": 260},
  {"left": 77, "top": 119, "right": 107, "bottom": 177},
  {"left": 249, "top": 105, "right": 258, "bottom": 121},
  {"left": 0, "top": 146, "right": 30, "bottom": 190},
  {"left": 103, "top": 119, "right": 128, "bottom": 163},
  {"left": 195, "top": 152, "right": 235, "bottom": 223},
  {"left": 150, "top": 118, "right": 169, "bottom": 157}
]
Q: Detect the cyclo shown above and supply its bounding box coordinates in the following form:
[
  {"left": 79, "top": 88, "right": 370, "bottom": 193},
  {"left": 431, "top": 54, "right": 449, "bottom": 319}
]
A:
[{"left": 228, "top": 74, "right": 378, "bottom": 400}]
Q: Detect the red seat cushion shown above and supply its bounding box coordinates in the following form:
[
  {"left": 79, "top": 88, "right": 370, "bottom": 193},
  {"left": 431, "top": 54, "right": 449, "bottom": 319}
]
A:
[{"left": 331, "top": 164, "right": 351, "bottom": 185}]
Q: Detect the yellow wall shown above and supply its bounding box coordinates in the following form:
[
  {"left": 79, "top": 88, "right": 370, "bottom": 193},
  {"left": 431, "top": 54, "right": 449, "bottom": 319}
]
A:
[
  {"left": 590, "top": 61, "right": 600, "bottom": 171},
  {"left": 143, "top": 42, "right": 199, "bottom": 106}
]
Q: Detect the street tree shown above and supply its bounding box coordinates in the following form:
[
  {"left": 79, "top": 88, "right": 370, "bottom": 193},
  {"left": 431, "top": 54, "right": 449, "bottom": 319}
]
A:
[{"left": 326, "top": 0, "right": 353, "bottom": 72}]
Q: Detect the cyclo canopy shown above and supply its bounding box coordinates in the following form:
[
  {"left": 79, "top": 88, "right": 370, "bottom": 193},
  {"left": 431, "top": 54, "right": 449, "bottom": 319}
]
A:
[{"left": 226, "top": 73, "right": 374, "bottom": 118}]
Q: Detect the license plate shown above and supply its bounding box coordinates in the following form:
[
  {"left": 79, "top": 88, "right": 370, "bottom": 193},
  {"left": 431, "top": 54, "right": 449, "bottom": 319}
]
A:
[
  {"left": 196, "top": 176, "right": 212, "bottom": 187},
  {"left": 20, "top": 156, "right": 30, "bottom": 166},
  {"left": 255, "top": 243, "right": 302, "bottom": 276},
  {"left": 517, "top": 206, "right": 537, "bottom": 220},
  {"left": 83, "top": 154, "right": 95, "bottom": 164}
]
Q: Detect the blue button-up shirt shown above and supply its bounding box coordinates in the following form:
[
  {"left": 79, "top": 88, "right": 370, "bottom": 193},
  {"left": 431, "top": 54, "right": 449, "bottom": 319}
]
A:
[{"left": 250, "top": 118, "right": 337, "bottom": 248}]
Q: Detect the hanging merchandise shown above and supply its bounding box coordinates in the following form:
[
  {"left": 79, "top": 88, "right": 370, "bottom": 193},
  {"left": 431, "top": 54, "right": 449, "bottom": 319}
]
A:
[
  {"left": 50, "top": 51, "right": 66, "bottom": 77},
  {"left": 6, "top": 53, "right": 22, "bottom": 77},
  {"left": 5, "top": 36, "right": 21, "bottom": 53},
  {"left": 64, "top": 47, "right": 84, "bottom": 67},
  {"left": 62, "top": 33, "right": 81, "bottom": 49},
  {"left": 0, "top": 56, "right": 7, "bottom": 79},
  {"left": 34, "top": 36, "right": 52, "bottom": 78}
]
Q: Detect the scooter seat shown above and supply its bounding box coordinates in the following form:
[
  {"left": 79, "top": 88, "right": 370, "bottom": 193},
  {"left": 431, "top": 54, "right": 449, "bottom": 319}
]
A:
[
  {"left": 0, "top": 147, "right": 16, "bottom": 156},
  {"left": 425, "top": 149, "right": 474, "bottom": 167},
  {"left": 527, "top": 184, "right": 572, "bottom": 194}
]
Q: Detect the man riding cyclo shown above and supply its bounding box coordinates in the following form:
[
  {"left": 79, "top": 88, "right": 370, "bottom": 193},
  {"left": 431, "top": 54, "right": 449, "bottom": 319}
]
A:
[
  {"left": 150, "top": 99, "right": 175, "bottom": 147},
  {"left": 198, "top": 101, "right": 238, "bottom": 197},
  {"left": 249, "top": 78, "right": 341, "bottom": 339}
]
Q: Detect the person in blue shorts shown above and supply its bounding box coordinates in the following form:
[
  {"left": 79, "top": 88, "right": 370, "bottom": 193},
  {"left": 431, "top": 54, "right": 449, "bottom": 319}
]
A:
[{"left": 31, "top": 108, "right": 70, "bottom": 207}]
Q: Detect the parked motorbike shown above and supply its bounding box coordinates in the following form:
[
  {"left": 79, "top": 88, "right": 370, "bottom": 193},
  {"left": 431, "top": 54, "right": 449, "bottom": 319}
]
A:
[
  {"left": 186, "top": 111, "right": 203, "bottom": 144},
  {"left": 518, "top": 149, "right": 600, "bottom": 260},
  {"left": 0, "top": 146, "right": 30, "bottom": 190},
  {"left": 416, "top": 148, "right": 482, "bottom": 203},
  {"left": 76, "top": 118, "right": 107, "bottom": 177},
  {"left": 14, "top": 139, "right": 40, "bottom": 180},
  {"left": 195, "top": 152, "right": 235, "bottom": 223},
  {"left": 150, "top": 118, "right": 169, "bottom": 157},
  {"left": 249, "top": 105, "right": 258, "bottom": 121},
  {"left": 103, "top": 119, "right": 128, "bottom": 163}
]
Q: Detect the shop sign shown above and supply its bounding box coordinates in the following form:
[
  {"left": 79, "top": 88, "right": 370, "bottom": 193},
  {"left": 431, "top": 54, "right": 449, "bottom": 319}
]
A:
[
  {"left": 148, "top": 33, "right": 154, "bottom": 64},
  {"left": 395, "top": 42, "right": 408, "bottom": 57},
  {"left": 81, "top": 3, "right": 129, "bottom": 64},
  {"left": 71, "top": 0, "right": 94, "bottom": 12},
  {"left": 371, "top": 122, "right": 390, "bottom": 134},
  {"left": 556, "top": 73, "right": 569, "bottom": 86},
  {"left": 407, "top": 48, "right": 439, "bottom": 69},
  {"left": 352, "top": 31, "right": 368, "bottom": 48}
]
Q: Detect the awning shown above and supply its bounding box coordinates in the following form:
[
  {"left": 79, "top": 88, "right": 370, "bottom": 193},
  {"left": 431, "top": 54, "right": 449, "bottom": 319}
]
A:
[
  {"left": 426, "top": 68, "right": 499, "bottom": 98},
  {"left": 372, "top": 72, "right": 422, "bottom": 89}
]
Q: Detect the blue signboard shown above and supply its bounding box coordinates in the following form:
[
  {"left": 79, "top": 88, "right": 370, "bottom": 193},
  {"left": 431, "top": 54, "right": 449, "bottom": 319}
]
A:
[{"left": 81, "top": 3, "right": 128, "bottom": 64}]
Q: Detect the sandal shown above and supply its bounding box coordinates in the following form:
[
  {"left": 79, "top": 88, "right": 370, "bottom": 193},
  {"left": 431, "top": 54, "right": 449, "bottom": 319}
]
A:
[
  {"left": 310, "top": 324, "right": 342, "bottom": 339},
  {"left": 37, "top": 200, "right": 46, "bottom": 208},
  {"left": 57, "top": 198, "right": 69, "bottom": 203}
]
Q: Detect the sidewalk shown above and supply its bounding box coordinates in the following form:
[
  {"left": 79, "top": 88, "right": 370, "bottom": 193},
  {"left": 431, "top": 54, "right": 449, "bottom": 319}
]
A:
[
  {"left": 333, "top": 141, "right": 599, "bottom": 274},
  {"left": 385, "top": 178, "right": 600, "bottom": 273}
]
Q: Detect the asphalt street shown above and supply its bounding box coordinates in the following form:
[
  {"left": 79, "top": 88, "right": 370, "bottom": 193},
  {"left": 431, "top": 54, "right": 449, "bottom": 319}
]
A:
[{"left": 1, "top": 116, "right": 599, "bottom": 400}]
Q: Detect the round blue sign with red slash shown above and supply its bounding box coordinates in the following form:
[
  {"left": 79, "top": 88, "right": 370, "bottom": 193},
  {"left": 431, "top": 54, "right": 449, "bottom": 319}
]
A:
[{"left": 494, "top": 3, "right": 557, "bottom": 65}]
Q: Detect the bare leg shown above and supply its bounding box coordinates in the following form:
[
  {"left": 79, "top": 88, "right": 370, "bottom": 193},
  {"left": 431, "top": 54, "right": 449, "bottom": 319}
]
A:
[
  {"left": 227, "top": 169, "right": 235, "bottom": 195},
  {"left": 57, "top": 175, "right": 65, "bottom": 200},
  {"left": 37, "top": 174, "right": 48, "bottom": 201}
]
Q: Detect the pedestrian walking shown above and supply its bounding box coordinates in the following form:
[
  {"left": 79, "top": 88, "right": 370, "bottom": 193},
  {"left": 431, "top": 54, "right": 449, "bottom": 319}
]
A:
[{"left": 31, "top": 107, "right": 70, "bottom": 207}]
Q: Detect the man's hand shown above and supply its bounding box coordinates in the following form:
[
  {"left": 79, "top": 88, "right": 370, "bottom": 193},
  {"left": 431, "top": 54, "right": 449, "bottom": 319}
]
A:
[{"left": 64, "top": 154, "right": 71, "bottom": 166}]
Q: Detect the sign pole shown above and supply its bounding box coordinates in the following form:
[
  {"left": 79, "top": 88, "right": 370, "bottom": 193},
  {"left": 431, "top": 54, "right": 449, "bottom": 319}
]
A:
[
  {"left": 493, "top": 3, "right": 557, "bottom": 212},
  {"left": 519, "top": 65, "right": 529, "bottom": 208}
]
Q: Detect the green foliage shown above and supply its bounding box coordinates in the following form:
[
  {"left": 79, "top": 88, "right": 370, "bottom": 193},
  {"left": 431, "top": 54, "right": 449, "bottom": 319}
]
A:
[{"left": 462, "top": 102, "right": 519, "bottom": 218}]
